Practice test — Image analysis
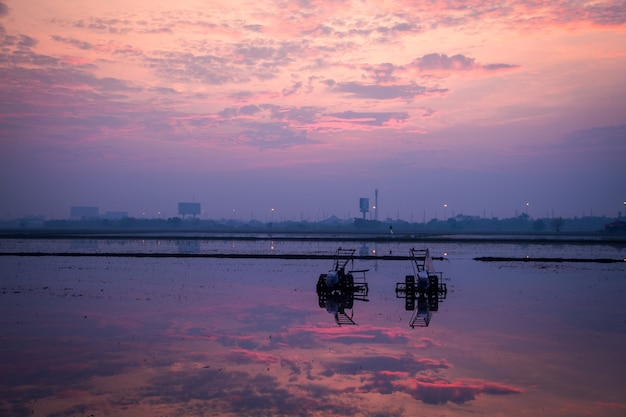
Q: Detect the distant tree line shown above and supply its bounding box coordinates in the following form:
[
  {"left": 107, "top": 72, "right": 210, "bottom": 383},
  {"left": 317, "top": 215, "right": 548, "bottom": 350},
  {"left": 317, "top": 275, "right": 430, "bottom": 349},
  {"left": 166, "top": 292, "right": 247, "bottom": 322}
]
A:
[{"left": 2, "top": 213, "right": 624, "bottom": 234}]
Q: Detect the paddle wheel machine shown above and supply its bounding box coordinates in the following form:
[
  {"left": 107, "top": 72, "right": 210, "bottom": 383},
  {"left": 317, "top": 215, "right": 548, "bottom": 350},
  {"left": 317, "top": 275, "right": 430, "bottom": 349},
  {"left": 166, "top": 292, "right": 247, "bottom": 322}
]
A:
[
  {"left": 395, "top": 248, "right": 447, "bottom": 327},
  {"left": 316, "top": 248, "right": 369, "bottom": 325}
]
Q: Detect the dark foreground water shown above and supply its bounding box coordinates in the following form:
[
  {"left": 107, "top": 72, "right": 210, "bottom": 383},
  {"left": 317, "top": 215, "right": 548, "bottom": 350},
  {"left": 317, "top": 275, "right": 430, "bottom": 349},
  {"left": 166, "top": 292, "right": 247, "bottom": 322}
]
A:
[{"left": 1, "top": 238, "right": 625, "bottom": 417}]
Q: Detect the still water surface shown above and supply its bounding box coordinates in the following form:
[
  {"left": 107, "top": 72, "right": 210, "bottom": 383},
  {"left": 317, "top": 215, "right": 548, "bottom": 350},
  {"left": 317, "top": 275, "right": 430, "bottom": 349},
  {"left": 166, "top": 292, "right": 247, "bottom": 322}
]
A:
[{"left": 1, "top": 238, "right": 625, "bottom": 416}]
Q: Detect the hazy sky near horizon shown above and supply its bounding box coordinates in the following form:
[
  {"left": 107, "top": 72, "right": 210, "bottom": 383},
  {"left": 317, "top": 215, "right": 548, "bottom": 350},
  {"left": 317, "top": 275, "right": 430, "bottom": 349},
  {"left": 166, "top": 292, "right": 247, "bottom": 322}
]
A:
[{"left": 1, "top": 0, "right": 625, "bottom": 221}]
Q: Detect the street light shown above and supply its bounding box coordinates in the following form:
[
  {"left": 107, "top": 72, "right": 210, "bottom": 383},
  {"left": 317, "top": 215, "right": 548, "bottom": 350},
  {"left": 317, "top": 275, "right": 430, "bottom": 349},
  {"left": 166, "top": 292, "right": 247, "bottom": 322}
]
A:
[{"left": 443, "top": 204, "right": 447, "bottom": 220}]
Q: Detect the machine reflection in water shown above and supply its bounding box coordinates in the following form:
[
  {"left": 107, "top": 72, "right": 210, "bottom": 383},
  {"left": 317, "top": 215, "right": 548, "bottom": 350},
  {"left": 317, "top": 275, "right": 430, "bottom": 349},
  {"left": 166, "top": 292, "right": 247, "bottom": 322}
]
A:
[
  {"left": 395, "top": 248, "right": 448, "bottom": 328},
  {"left": 316, "top": 248, "right": 369, "bottom": 325}
]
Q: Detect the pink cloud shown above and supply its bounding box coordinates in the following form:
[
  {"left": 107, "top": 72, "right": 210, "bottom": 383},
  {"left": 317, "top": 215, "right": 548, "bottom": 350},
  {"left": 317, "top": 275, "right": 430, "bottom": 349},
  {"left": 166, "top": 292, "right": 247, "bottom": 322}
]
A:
[
  {"left": 415, "top": 337, "right": 442, "bottom": 348},
  {"left": 227, "top": 348, "right": 279, "bottom": 364},
  {"left": 388, "top": 0, "right": 626, "bottom": 31},
  {"left": 371, "top": 375, "right": 523, "bottom": 404},
  {"left": 1, "top": 0, "right": 624, "bottom": 219}
]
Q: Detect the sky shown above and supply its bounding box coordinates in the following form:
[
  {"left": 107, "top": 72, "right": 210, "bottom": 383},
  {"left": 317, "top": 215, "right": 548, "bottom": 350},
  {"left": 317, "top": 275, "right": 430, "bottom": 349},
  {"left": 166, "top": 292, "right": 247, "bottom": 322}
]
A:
[{"left": 1, "top": 0, "right": 625, "bottom": 222}]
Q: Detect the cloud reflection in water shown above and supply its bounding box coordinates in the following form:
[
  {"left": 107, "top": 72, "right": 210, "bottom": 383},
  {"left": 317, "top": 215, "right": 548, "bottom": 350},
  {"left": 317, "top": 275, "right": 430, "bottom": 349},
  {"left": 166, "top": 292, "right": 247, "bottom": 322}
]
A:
[{"left": 1, "top": 244, "right": 625, "bottom": 417}]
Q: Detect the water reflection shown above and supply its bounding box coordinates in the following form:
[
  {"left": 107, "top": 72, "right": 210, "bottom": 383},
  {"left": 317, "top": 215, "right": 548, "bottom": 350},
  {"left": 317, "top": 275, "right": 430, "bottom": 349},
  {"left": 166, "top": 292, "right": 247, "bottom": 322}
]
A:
[
  {"left": 359, "top": 242, "right": 380, "bottom": 270},
  {"left": 2, "top": 239, "right": 625, "bottom": 417},
  {"left": 316, "top": 248, "right": 370, "bottom": 325},
  {"left": 176, "top": 239, "right": 201, "bottom": 253},
  {"left": 395, "top": 248, "right": 448, "bottom": 327},
  {"left": 70, "top": 239, "right": 98, "bottom": 250}
]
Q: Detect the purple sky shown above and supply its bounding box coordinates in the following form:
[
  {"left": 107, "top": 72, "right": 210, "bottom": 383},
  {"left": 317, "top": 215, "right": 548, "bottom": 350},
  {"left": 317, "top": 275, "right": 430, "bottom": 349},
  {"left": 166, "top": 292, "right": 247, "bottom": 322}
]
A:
[{"left": 1, "top": 0, "right": 625, "bottom": 221}]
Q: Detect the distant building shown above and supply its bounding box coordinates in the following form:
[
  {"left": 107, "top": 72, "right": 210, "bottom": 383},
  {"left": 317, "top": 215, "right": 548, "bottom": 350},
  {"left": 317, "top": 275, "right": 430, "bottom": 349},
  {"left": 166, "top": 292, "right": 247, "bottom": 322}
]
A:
[
  {"left": 178, "top": 202, "right": 201, "bottom": 218},
  {"left": 359, "top": 198, "right": 369, "bottom": 220},
  {"left": 70, "top": 206, "right": 99, "bottom": 220}
]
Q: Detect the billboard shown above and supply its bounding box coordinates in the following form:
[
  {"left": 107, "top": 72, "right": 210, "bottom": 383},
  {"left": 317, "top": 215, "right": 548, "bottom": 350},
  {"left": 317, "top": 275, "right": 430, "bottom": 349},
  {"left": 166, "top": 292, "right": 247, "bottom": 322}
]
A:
[
  {"left": 178, "top": 202, "right": 201, "bottom": 217},
  {"left": 359, "top": 198, "right": 369, "bottom": 213}
]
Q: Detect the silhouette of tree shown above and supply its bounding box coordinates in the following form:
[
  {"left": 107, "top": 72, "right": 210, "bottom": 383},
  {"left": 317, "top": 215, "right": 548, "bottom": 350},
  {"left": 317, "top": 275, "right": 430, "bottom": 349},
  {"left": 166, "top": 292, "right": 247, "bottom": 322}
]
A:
[
  {"left": 551, "top": 217, "right": 564, "bottom": 232},
  {"left": 532, "top": 219, "right": 546, "bottom": 231}
]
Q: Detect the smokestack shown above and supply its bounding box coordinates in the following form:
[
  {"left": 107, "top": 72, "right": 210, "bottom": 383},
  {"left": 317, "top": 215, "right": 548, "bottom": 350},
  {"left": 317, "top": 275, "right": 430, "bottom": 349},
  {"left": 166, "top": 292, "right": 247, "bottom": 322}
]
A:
[{"left": 375, "top": 189, "right": 378, "bottom": 221}]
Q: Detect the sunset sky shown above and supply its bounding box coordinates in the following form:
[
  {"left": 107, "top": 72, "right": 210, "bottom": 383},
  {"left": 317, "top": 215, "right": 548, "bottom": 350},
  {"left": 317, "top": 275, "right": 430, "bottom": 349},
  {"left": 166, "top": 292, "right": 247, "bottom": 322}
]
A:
[{"left": 1, "top": 0, "right": 625, "bottom": 221}]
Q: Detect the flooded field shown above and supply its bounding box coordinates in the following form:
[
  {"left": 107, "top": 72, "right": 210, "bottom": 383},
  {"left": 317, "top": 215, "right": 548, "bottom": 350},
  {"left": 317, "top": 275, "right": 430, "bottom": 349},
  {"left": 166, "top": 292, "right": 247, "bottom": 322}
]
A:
[{"left": 1, "top": 237, "right": 625, "bottom": 416}]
